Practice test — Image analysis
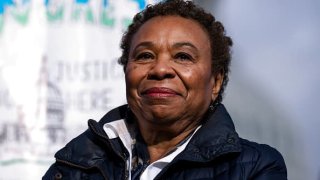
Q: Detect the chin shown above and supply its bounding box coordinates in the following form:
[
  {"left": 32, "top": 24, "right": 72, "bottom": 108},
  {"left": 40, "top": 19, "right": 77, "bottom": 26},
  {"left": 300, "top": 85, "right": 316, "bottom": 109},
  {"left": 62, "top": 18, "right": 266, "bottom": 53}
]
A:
[{"left": 143, "top": 107, "right": 181, "bottom": 124}]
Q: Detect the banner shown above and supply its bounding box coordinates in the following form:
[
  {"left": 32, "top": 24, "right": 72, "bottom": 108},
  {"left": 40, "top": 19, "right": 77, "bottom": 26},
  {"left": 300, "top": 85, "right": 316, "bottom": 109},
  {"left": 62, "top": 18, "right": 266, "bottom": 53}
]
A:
[{"left": 0, "top": 0, "right": 158, "bottom": 179}]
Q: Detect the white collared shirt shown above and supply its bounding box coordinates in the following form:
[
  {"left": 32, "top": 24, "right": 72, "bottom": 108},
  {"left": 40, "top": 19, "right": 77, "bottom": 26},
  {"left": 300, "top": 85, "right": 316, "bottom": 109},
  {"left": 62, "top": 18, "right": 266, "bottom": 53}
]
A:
[{"left": 103, "top": 119, "right": 200, "bottom": 179}]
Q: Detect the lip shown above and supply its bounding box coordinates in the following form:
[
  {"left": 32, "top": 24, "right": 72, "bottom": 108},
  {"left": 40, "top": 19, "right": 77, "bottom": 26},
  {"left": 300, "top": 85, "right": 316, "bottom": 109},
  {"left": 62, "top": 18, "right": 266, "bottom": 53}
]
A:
[{"left": 141, "top": 87, "right": 179, "bottom": 98}]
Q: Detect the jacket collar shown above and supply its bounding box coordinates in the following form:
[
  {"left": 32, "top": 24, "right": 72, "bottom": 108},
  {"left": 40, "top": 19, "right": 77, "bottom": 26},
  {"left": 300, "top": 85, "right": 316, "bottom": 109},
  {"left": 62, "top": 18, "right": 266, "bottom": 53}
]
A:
[
  {"left": 54, "top": 104, "right": 241, "bottom": 168},
  {"left": 54, "top": 105, "right": 129, "bottom": 169},
  {"left": 176, "top": 104, "right": 242, "bottom": 162}
]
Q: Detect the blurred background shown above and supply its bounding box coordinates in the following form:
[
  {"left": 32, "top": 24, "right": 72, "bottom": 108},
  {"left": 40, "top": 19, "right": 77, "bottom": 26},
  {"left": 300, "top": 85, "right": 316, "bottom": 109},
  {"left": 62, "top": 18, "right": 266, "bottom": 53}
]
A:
[
  {"left": 195, "top": 0, "right": 320, "bottom": 180},
  {"left": 0, "top": 0, "right": 319, "bottom": 179}
]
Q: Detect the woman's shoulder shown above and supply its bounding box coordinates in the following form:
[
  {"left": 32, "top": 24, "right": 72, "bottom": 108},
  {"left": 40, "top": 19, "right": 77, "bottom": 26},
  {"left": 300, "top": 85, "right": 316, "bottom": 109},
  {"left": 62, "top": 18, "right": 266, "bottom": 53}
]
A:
[
  {"left": 239, "top": 138, "right": 284, "bottom": 162},
  {"left": 237, "top": 138, "right": 287, "bottom": 179}
]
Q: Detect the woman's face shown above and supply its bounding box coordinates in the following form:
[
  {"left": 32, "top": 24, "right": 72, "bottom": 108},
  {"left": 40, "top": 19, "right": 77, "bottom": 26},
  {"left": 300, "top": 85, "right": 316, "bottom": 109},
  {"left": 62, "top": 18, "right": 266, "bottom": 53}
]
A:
[{"left": 125, "top": 16, "right": 222, "bottom": 126}]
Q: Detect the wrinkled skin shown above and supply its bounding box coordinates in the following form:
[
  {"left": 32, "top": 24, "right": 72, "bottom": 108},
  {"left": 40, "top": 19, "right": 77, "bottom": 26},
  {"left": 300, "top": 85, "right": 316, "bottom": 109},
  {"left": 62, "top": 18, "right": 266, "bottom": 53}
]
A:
[{"left": 125, "top": 16, "right": 223, "bottom": 160}]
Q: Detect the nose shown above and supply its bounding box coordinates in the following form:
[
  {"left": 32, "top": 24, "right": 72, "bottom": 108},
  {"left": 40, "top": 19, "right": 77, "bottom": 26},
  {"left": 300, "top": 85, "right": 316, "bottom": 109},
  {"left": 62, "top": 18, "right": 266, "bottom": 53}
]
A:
[{"left": 147, "top": 55, "right": 175, "bottom": 80}]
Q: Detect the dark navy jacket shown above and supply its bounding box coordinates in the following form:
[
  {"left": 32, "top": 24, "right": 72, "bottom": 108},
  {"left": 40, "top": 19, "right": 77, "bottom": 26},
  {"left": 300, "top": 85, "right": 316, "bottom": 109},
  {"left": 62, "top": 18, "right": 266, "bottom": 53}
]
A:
[{"left": 43, "top": 104, "right": 287, "bottom": 179}]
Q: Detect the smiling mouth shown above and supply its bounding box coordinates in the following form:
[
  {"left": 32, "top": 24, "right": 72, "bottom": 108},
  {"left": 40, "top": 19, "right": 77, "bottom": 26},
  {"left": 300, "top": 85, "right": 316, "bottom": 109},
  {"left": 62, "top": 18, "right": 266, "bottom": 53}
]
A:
[{"left": 141, "top": 87, "right": 178, "bottom": 98}]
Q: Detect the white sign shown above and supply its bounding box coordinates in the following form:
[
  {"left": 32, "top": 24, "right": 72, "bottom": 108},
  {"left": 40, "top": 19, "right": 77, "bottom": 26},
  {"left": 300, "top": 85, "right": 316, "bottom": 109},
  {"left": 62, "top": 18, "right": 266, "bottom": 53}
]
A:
[{"left": 0, "top": 0, "right": 158, "bottom": 179}]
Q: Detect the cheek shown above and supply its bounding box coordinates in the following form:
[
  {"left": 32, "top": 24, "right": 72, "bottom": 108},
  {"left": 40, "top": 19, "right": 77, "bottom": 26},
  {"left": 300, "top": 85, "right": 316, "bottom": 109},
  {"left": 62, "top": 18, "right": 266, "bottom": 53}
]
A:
[
  {"left": 125, "top": 64, "right": 144, "bottom": 90},
  {"left": 125, "top": 65, "right": 136, "bottom": 89},
  {"left": 186, "top": 70, "right": 214, "bottom": 101},
  {"left": 183, "top": 67, "right": 213, "bottom": 89}
]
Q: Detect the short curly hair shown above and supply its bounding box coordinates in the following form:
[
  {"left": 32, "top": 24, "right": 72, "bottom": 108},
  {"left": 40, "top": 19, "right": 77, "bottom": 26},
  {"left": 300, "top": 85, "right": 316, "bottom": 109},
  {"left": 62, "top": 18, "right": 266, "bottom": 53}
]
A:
[{"left": 118, "top": 0, "right": 232, "bottom": 103}]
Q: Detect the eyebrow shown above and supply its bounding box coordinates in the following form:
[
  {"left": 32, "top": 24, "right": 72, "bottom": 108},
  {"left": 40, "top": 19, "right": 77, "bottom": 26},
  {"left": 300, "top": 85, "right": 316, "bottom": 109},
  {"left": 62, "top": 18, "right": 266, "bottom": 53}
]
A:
[
  {"left": 172, "top": 42, "right": 198, "bottom": 52},
  {"left": 132, "top": 41, "right": 154, "bottom": 52},
  {"left": 132, "top": 41, "right": 199, "bottom": 52}
]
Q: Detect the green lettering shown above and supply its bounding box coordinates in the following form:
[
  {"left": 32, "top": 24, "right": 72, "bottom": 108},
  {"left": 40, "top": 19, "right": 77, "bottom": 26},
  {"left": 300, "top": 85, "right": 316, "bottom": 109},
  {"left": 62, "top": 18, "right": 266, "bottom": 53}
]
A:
[
  {"left": 11, "top": 9, "right": 30, "bottom": 26},
  {"left": 100, "top": 6, "right": 115, "bottom": 27},
  {"left": 0, "top": 15, "right": 3, "bottom": 33},
  {"left": 72, "top": 6, "right": 95, "bottom": 23},
  {"left": 86, "top": 8, "right": 94, "bottom": 23},
  {"left": 72, "top": 8, "right": 81, "bottom": 21},
  {"left": 46, "top": 6, "right": 64, "bottom": 22}
]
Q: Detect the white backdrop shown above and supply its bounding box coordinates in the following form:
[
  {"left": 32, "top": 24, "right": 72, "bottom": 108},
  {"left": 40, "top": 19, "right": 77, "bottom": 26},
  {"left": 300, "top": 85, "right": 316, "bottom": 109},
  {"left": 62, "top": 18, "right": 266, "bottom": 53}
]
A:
[{"left": 0, "top": 0, "right": 158, "bottom": 179}]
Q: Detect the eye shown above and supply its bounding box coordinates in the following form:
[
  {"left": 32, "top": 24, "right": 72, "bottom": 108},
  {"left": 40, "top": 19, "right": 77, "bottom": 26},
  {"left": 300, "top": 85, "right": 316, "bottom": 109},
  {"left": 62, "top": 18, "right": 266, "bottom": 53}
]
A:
[
  {"left": 135, "top": 52, "right": 154, "bottom": 61},
  {"left": 174, "top": 52, "right": 193, "bottom": 61}
]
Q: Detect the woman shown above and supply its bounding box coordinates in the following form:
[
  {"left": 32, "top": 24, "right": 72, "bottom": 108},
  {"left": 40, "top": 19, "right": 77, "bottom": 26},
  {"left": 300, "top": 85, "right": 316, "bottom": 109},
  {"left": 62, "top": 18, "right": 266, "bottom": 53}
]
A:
[{"left": 43, "top": 0, "right": 287, "bottom": 179}]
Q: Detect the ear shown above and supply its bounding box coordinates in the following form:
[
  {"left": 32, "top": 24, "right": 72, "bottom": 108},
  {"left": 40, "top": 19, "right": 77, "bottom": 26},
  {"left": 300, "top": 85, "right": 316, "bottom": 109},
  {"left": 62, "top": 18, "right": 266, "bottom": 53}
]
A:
[{"left": 211, "top": 73, "right": 224, "bottom": 101}]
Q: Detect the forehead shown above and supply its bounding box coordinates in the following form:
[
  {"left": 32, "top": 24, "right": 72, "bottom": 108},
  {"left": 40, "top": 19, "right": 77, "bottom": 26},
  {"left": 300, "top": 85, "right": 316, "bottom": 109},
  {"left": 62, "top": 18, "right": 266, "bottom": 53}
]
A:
[{"left": 130, "top": 16, "right": 210, "bottom": 50}]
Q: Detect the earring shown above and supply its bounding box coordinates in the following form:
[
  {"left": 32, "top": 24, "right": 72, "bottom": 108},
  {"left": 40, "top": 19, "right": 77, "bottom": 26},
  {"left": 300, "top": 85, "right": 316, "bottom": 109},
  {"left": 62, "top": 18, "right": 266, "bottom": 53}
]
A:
[
  {"left": 209, "top": 100, "right": 219, "bottom": 111},
  {"left": 209, "top": 102, "right": 215, "bottom": 111}
]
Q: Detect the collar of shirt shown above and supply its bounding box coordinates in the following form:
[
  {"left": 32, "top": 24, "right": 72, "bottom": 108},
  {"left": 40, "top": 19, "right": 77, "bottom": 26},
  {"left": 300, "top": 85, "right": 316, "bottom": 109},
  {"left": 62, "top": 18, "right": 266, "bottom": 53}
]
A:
[{"left": 103, "top": 119, "right": 201, "bottom": 180}]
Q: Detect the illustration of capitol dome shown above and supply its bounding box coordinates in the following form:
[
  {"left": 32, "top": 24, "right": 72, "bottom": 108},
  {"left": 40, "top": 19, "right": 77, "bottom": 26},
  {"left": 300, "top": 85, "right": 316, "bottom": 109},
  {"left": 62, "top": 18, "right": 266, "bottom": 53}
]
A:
[
  {"left": 38, "top": 56, "right": 65, "bottom": 144},
  {"left": 45, "top": 78, "right": 65, "bottom": 144}
]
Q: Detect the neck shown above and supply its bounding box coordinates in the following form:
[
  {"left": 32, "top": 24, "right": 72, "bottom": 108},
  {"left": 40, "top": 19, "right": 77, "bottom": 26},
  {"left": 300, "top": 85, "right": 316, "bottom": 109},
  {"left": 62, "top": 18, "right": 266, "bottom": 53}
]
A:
[{"left": 137, "top": 119, "right": 199, "bottom": 163}]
